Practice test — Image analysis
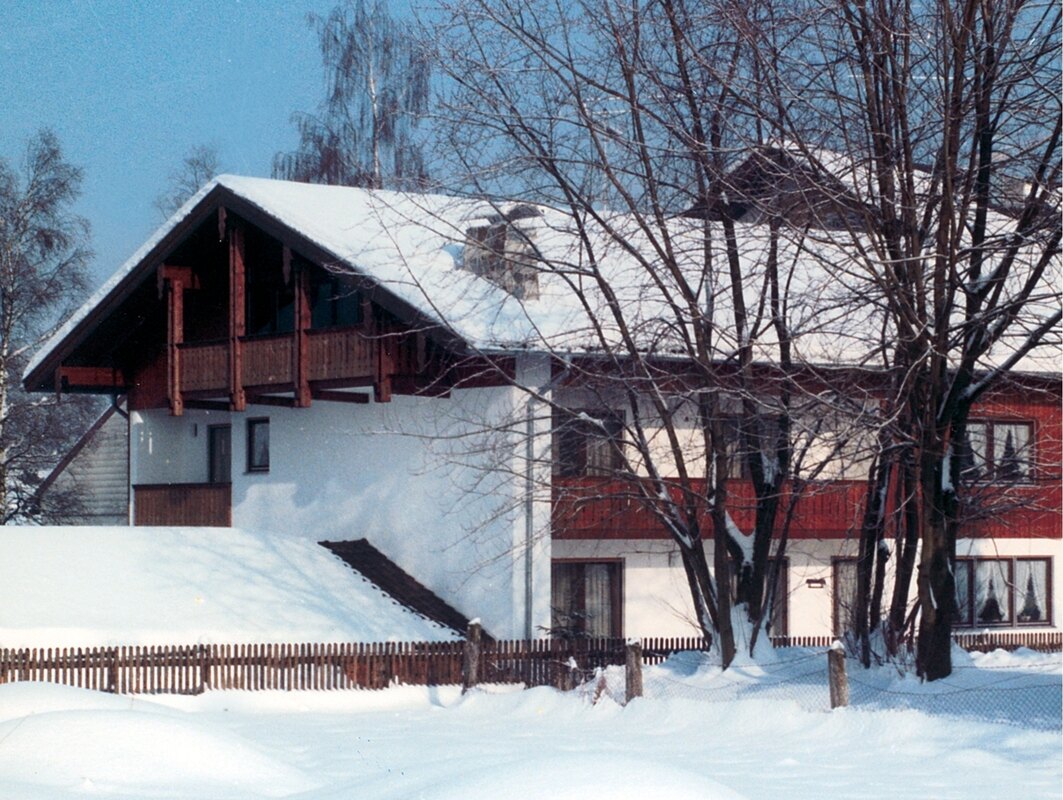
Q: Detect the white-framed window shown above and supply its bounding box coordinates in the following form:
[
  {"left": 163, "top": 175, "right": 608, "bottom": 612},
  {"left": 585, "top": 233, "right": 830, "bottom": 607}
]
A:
[{"left": 955, "top": 557, "right": 1051, "bottom": 626}]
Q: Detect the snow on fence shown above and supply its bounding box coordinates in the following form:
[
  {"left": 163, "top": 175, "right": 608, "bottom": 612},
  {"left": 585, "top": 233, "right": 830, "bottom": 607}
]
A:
[
  {"left": 0, "top": 631, "right": 1057, "bottom": 697},
  {"left": 0, "top": 636, "right": 709, "bottom": 696}
]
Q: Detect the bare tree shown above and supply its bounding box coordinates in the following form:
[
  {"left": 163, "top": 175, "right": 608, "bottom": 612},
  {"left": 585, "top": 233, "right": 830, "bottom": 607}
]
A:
[
  {"left": 274, "top": 0, "right": 432, "bottom": 188},
  {"left": 0, "top": 130, "right": 97, "bottom": 522},
  {"left": 153, "top": 144, "right": 220, "bottom": 220},
  {"left": 769, "top": 0, "right": 1062, "bottom": 679},
  {"left": 420, "top": 0, "right": 1058, "bottom": 677},
  {"left": 420, "top": 0, "right": 883, "bottom": 666}
]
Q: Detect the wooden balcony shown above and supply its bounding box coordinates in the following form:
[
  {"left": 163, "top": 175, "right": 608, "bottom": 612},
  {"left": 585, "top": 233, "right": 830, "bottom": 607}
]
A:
[
  {"left": 551, "top": 477, "right": 866, "bottom": 540},
  {"left": 133, "top": 483, "right": 231, "bottom": 527},
  {"left": 551, "top": 476, "right": 1061, "bottom": 541},
  {"left": 178, "top": 328, "right": 377, "bottom": 396}
]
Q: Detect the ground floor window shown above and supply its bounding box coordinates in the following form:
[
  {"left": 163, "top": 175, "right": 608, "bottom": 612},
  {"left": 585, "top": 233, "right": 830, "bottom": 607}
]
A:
[
  {"left": 208, "top": 424, "right": 231, "bottom": 484},
  {"left": 246, "top": 418, "right": 270, "bottom": 473},
  {"left": 551, "top": 560, "right": 622, "bottom": 638},
  {"left": 832, "top": 558, "right": 858, "bottom": 637},
  {"left": 955, "top": 557, "right": 1051, "bottom": 627}
]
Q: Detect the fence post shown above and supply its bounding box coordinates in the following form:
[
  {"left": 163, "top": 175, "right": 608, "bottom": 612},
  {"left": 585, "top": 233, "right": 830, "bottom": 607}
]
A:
[
  {"left": 625, "top": 639, "right": 643, "bottom": 703},
  {"left": 828, "top": 641, "right": 849, "bottom": 709},
  {"left": 462, "top": 620, "right": 482, "bottom": 694}
]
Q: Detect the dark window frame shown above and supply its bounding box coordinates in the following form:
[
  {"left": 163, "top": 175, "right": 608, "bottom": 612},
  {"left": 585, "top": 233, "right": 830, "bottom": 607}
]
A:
[
  {"left": 246, "top": 417, "right": 270, "bottom": 473},
  {"left": 831, "top": 557, "right": 858, "bottom": 638},
  {"left": 309, "top": 271, "right": 364, "bottom": 331},
  {"left": 550, "top": 558, "right": 624, "bottom": 639},
  {"left": 958, "top": 419, "right": 1035, "bottom": 484},
  {"left": 954, "top": 556, "right": 1052, "bottom": 628},
  {"left": 553, "top": 409, "right": 625, "bottom": 478},
  {"left": 207, "top": 424, "right": 232, "bottom": 485}
]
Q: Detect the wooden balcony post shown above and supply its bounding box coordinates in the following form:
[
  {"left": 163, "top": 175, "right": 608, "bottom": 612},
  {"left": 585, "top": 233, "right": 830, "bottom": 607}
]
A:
[
  {"left": 167, "top": 276, "right": 184, "bottom": 416},
  {"left": 291, "top": 250, "right": 311, "bottom": 408},
  {"left": 158, "top": 265, "right": 198, "bottom": 417},
  {"left": 228, "top": 222, "right": 246, "bottom": 411}
]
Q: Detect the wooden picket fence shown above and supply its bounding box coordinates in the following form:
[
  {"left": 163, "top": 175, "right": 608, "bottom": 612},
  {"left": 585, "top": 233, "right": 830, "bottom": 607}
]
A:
[
  {"left": 1, "top": 631, "right": 1056, "bottom": 696},
  {"left": 0, "top": 636, "right": 709, "bottom": 696}
]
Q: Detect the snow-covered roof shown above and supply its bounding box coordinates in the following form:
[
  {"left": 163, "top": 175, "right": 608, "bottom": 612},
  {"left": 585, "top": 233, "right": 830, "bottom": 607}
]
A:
[
  {"left": 0, "top": 526, "right": 460, "bottom": 647},
  {"left": 27, "top": 173, "right": 1061, "bottom": 381}
]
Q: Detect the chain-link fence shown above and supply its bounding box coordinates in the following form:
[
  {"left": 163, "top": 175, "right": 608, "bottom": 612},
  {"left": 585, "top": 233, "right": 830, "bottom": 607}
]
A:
[{"left": 636, "top": 649, "right": 1062, "bottom": 732}]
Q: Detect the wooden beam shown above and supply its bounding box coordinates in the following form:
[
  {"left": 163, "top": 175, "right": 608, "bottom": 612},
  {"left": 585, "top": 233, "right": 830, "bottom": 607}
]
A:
[
  {"left": 245, "top": 393, "right": 297, "bottom": 408},
  {"left": 184, "top": 399, "right": 231, "bottom": 412},
  {"left": 292, "top": 252, "right": 312, "bottom": 408},
  {"left": 311, "top": 389, "right": 370, "bottom": 404},
  {"left": 156, "top": 264, "right": 200, "bottom": 299},
  {"left": 58, "top": 366, "right": 126, "bottom": 389},
  {"left": 228, "top": 222, "right": 246, "bottom": 412},
  {"left": 165, "top": 276, "right": 185, "bottom": 416}
]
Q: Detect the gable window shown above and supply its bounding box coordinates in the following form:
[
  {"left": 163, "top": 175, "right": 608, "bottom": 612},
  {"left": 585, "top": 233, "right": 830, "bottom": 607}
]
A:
[
  {"left": 246, "top": 418, "right": 270, "bottom": 473},
  {"left": 551, "top": 560, "right": 622, "bottom": 638},
  {"left": 958, "top": 421, "right": 1033, "bottom": 483},
  {"left": 554, "top": 410, "right": 624, "bottom": 477},
  {"left": 208, "top": 425, "right": 231, "bottom": 484},
  {"left": 954, "top": 557, "right": 1050, "bottom": 627},
  {"left": 310, "top": 273, "right": 363, "bottom": 330}
]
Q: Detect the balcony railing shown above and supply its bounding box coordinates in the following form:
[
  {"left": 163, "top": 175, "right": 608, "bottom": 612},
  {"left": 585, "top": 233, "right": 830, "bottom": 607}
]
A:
[
  {"left": 178, "top": 328, "right": 377, "bottom": 396},
  {"left": 133, "top": 483, "right": 231, "bottom": 527},
  {"left": 551, "top": 477, "right": 865, "bottom": 540},
  {"left": 551, "top": 475, "right": 1060, "bottom": 540}
]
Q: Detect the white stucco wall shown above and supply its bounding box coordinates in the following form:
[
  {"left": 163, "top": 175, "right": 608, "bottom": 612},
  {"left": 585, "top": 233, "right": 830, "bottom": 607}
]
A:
[
  {"left": 553, "top": 536, "right": 1063, "bottom": 639},
  {"left": 128, "top": 359, "right": 554, "bottom": 639}
]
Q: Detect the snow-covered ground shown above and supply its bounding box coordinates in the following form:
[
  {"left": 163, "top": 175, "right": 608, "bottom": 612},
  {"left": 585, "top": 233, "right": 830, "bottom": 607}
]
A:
[{"left": 1, "top": 647, "right": 1058, "bottom": 799}]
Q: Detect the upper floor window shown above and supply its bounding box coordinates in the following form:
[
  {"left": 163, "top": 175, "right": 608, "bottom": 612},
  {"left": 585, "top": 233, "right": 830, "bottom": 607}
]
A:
[
  {"left": 247, "top": 418, "right": 270, "bottom": 473},
  {"left": 310, "top": 273, "right": 363, "bottom": 330},
  {"left": 954, "top": 557, "right": 1050, "bottom": 627},
  {"left": 958, "top": 421, "right": 1033, "bottom": 483},
  {"left": 554, "top": 410, "right": 624, "bottom": 477}
]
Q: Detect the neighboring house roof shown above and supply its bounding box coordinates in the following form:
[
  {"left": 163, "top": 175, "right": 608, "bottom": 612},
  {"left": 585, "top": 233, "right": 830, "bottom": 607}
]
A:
[
  {"left": 0, "top": 527, "right": 460, "bottom": 648},
  {"left": 24, "top": 171, "right": 1060, "bottom": 391},
  {"left": 35, "top": 403, "right": 128, "bottom": 525},
  {"left": 321, "top": 539, "right": 480, "bottom": 638}
]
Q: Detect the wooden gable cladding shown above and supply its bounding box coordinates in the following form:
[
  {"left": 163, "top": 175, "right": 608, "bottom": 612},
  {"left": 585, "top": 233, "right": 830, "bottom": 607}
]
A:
[{"left": 136, "top": 209, "right": 458, "bottom": 414}]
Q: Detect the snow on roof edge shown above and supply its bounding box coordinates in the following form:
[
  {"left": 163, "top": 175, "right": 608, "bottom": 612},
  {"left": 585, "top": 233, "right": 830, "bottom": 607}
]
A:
[{"left": 24, "top": 178, "right": 229, "bottom": 381}]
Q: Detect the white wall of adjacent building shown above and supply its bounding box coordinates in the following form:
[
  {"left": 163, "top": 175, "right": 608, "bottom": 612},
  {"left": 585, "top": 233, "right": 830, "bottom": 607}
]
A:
[
  {"left": 552, "top": 536, "right": 1063, "bottom": 639},
  {"left": 128, "top": 356, "right": 554, "bottom": 640}
]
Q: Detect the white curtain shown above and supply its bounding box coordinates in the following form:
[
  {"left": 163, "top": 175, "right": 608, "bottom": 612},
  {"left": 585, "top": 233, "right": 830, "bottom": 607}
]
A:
[
  {"left": 584, "top": 563, "right": 613, "bottom": 638},
  {"left": 551, "top": 566, "right": 577, "bottom": 633},
  {"left": 1016, "top": 561, "right": 1047, "bottom": 623},
  {"left": 975, "top": 560, "right": 1011, "bottom": 624},
  {"left": 954, "top": 562, "right": 971, "bottom": 625}
]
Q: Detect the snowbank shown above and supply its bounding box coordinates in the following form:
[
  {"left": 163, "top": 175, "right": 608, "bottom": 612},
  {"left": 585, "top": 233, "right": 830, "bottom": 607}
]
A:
[{"left": 0, "top": 526, "right": 459, "bottom": 647}]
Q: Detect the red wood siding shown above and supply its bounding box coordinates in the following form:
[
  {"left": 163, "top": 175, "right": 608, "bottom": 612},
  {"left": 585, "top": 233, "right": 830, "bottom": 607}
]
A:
[{"left": 553, "top": 388, "right": 1061, "bottom": 542}]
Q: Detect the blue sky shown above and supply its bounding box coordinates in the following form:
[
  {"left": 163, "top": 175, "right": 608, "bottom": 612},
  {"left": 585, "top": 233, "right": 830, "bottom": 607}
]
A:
[{"left": 1, "top": 0, "right": 347, "bottom": 289}]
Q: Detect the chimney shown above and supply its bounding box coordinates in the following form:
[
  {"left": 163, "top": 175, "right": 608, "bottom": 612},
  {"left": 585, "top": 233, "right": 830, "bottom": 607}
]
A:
[{"left": 463, "top": 204, "right": 542, "bottom": 301}]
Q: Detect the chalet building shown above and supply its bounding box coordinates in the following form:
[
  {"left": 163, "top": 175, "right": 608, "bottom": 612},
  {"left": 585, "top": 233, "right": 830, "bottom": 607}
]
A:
[{"left": 25, "top": 175, "right": 1061, "bottom": 642}]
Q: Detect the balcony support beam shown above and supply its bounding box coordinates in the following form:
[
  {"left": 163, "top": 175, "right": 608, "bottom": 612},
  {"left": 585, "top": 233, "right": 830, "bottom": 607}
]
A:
[
  {"left": 228, "top": 221, "right": 246, "bottom": 412},
  {"left": 291, "top": 249, "right": 312, "bottom": 408}
]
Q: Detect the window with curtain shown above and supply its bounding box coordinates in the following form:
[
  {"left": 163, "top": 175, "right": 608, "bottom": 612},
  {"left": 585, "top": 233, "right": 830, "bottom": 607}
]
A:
[
  {"left": 958, "top": 421, "right": 1033, "bottom": 484},
  {"left": 954, "top": 558, "right": 1050, "bottom": 627},
  {"left": 553, "top": 411, "right": 624, "bottom": 477},
  {"left": 550, "top": 561, "right": 622, "bottom": 638}
]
